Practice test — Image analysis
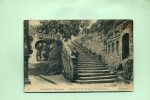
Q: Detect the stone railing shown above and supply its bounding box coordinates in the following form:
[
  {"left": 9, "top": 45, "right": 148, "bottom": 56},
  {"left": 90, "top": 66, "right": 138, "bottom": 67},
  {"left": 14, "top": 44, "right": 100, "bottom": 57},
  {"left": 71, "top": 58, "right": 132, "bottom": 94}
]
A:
[
  {"left": 73, "top": 41, "right": 103, "bottom": 62},
  {"left": 61, "top": 41, "right": 74, "bottom": 82}
]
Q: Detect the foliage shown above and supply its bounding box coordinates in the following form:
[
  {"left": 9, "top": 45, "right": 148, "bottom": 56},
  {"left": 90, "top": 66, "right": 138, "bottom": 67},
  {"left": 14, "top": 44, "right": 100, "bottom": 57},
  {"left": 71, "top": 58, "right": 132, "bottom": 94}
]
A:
[
  {"left": 90, "top": 20, "right": 133, "bottom": 35},
  {"left": 37, "top": 20, "right": 81, "bottom": 39},
  {"left": 37, "top": 20, "right": 133, "bottom": 40},
  {"left": 29, "top": 40, "right": 63, "bottom": 75}
]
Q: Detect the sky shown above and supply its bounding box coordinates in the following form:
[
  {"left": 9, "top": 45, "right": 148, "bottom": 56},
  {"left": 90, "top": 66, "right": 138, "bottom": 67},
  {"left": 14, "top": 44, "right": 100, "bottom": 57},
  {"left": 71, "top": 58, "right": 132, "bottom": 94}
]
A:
[
  {"left": 29, "top": 20, "right": 97, "bottom": 27},
  {"left": 29, "top": 20, "right": 40, "bottom": 26}
]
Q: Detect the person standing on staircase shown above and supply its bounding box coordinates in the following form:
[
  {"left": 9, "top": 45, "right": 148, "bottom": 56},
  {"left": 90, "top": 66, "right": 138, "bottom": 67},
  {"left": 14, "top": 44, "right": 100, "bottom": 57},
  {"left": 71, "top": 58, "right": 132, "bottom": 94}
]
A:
[{"left": 71, "top": 47, "right": 80, "bottom": 81}]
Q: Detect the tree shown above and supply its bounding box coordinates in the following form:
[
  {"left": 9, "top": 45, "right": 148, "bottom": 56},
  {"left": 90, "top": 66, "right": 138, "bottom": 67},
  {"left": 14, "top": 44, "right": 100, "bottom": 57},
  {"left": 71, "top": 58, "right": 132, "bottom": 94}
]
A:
[{"left": 37, "top": 20, "right": 81, "bottom": 40}]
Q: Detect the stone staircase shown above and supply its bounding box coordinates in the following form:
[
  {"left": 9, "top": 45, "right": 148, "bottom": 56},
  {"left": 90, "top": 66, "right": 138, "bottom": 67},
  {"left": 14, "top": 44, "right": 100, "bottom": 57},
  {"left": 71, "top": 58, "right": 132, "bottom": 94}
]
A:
[
  {"left": 70, "top": 42, "right": 117, "bottom": 84},
  {"left": 76, "top": 61, "right": 117, "bottom": 83}
]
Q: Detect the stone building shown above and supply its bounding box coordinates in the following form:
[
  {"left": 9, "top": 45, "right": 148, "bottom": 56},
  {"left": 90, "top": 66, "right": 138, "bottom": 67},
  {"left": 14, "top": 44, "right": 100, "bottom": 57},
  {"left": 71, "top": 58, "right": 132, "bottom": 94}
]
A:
[
  {"left": 104, "top": 22, "right": 133, "bottom": 67},
  {"left": 78, "top": 20, "right": 133, "bottom": 70}
]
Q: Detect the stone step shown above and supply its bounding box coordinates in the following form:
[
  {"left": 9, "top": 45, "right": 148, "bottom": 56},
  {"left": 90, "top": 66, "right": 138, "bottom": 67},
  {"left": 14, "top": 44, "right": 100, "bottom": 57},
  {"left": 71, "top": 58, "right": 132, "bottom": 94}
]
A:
[
  {"left": 78, "top": 63, "right": 107, "bottom": 65},
  {"left": 79, "top": 54, "right": 97, "bottom": 57},
  {"left": 78, "top": 59, "right": 94, "bottom": 61},
  {"left": 78, "top": 70, "right": 110, "bottom": 73},
  {"left": 78, "top": 58, "right": 94, "bottom": 60},
  {"left": 78, "top": 65, "right": 107, "bottom": 67},
  {"left": 78, "top": 67, "right": 108, "bottom": 70},
  {"left": 78, "top": 73, "right": 115, "bottom": 77},
  {"left": 75, "top": 78, "right": 116, "bottom": 83},
  {"left": 78, "top": 75, "right": 117, "bottom": 80},
  {"left": 70, "top": 43, "right": 117, "bottom": 84},
  {"left": 79, "top": 58, "right": 94, "bottom": 60},
  {"left": 78, "top": 61, "right": 105, "bottom": 64},
  {"left": 78, "top": 64, "right": 106, "bottom": 66}
]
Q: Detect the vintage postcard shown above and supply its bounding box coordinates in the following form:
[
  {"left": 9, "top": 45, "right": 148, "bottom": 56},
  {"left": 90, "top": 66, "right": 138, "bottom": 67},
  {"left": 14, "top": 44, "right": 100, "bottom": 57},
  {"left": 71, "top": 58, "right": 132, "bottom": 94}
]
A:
[{"left": 24, "top": 20, "right": 133, "bottom": 92}]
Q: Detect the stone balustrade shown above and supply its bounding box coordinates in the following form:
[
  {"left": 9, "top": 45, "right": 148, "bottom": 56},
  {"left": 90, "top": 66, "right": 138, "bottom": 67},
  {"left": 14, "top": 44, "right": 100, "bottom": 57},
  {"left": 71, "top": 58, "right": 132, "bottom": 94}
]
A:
[{"left": 61, "top": 41, "right": 75, "bottom": 82}]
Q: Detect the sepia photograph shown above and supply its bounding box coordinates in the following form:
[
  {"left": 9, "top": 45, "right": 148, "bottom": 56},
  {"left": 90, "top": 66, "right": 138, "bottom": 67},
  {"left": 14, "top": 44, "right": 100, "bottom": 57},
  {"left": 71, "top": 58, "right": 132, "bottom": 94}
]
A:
[{"left": 24, "top": 20, "right": 133, "bottom": 92}]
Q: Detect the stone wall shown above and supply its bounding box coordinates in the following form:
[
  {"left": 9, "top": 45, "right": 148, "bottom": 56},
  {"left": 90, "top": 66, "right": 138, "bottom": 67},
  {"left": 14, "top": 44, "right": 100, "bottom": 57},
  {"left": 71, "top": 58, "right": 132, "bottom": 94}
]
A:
[
  {"left": 61, "top": 41, "right": 74, "bottom": 81},
  {"left": 105, "top": 27, "right": 133, "bottom": 67},
  {"left": 80, "top": 33, "right": 104, "bottom": 55}
]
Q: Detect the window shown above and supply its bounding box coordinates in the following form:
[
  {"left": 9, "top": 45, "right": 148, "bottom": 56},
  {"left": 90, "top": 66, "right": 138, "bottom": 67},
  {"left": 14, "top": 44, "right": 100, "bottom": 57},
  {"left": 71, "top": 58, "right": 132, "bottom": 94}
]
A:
[
  {"left": 112, "top": 43, "right": 114, "bottom": 53},
  {"left": 116, "top": 41, "right": 119, "bottom": 52},
  {"left": 108, "top": 44, "right": 110, "bottom": 53}
]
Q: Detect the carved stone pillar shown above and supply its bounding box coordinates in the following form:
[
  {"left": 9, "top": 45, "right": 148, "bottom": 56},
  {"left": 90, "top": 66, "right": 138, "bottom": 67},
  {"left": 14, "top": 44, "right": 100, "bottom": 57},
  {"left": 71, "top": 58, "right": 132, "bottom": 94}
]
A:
[{"left": 24, "top": 20, "right": 32, "bottom": 85}]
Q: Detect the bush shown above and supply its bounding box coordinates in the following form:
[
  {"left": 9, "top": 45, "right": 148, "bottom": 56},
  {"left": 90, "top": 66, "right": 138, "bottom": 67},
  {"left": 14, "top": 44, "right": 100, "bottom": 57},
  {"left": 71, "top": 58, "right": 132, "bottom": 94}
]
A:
[{"left": 115, "top": 58, "right": 133, "bottom": 80}]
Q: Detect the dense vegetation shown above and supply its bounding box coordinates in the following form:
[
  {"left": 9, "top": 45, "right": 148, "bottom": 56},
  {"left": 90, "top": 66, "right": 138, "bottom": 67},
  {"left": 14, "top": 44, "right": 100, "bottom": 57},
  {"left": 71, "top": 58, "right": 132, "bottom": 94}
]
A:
[
  {"left": 90, "top": 20, "right": 133, "bottom": 35},
  {"left": 36, "top": 20, "right": 133, "bottom": 40},
  {"left": 37, "top": 20, "right": 81, "bottom": 39}
]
